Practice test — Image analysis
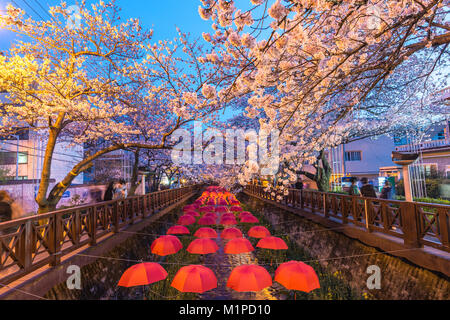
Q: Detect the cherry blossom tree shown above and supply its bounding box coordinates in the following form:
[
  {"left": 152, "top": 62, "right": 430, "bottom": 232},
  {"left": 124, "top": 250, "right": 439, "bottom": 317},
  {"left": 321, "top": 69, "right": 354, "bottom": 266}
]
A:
[
  {"left": 197, "top": 0, "right": 449, "bottom": 192},
  {"left": 0, "top": 1, "right": 229, "bottom": 213}
]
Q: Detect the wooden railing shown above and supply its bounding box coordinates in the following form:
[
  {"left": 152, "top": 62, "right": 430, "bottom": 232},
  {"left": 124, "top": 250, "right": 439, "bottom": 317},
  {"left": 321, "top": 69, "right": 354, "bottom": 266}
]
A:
[
  {"left": 245, "top": 185, "right": 450, "bottom": 253},
  {"left": 0, "top": 186, "right": 198, "bottom": 286}
]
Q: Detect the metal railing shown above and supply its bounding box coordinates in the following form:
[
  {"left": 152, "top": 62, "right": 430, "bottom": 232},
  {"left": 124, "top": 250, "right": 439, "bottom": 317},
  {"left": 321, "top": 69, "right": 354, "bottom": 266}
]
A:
[
  {"left": 0, "top": 186, "right": 198, "bottom": 286},
  {"left": 395, "top": 138, "right": 450, "bottom": 152},
  {"left": 245, "top": 185, "right": 450, "bottom": 253}
]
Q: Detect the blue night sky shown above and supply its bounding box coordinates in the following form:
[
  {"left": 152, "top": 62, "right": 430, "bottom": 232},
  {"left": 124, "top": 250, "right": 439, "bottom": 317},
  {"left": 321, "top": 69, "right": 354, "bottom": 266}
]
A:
[
  {"left": 0, "top": 0, "right": 239, "bottom": 120},
  {"left": 0, "top": 0, "right": 213, "bottom": 48}
]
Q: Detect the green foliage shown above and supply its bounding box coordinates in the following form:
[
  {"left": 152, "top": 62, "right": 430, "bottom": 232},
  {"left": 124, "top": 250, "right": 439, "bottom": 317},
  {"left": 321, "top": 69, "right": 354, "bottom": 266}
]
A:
[
  {"left": 395, "top": 196, "right": 450, "bottom": 205},
  {"left": 0, "top": 167, "right": 12, "bottom": 182},
  {"left": 396, "top": 178, "right": 445, "bottom": 200}
]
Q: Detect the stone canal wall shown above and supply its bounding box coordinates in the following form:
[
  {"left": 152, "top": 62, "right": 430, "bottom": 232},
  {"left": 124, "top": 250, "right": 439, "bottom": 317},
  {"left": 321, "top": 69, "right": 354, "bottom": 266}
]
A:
[{"left": 241, "top": 193, "right": 449, "bottom": 300}]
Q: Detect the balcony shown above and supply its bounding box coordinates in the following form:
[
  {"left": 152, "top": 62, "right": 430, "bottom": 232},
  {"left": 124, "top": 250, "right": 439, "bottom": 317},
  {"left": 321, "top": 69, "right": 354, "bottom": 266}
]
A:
[{"left": 395, "top": 139, "right": 450, "bottom": 152}]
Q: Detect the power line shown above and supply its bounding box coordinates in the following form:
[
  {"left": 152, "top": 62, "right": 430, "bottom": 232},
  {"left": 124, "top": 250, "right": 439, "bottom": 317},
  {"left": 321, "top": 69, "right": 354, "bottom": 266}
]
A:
[
  {"left": 21, "top": 0, "right": 46, "bottom": 21},
  {"left": 10, "top": 0, "right": 32, "bottom": 19},
  {"left": 0, "top": 140, "right": 85, "bottom": 159},
  {"left": 32, "top": 0, "right": 53, "bottom": 20}
]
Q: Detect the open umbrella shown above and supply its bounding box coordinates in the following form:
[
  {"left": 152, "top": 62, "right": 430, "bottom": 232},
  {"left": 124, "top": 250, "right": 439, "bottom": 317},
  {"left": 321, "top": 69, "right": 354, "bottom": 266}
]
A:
[
  {"left": 185, "top": 210, "right": 200, "bottom": 217},
  {"left": 221, "top": 213, "right": 235, "bottom": 219},
  {"left": 198, "top": 216, "right": 216, "bottom": 226},
  {"left": 167, "top": 225, "right": 190, "bottom": 235},
  {"left": 256, "top": 236, "right": 288, "bottom": 250},
  {"left": 199, "top": 206, "right": 214, "bottom": 213},
  {"left": 227, "top": 265, "right": 272, "bottom": 292},
  {"left": 118, "top": 262, "right": 168, "bottom": 287},
  {"left": 187, "top": 238, "right": 219, "bottom": 254},
  {"left": 177, "top": 215, "right": 196, "bottom": 226},
  {"left": 217, "top": 199, "right": 228, "bottom": 205},
  {"left": 183, "top": 205, "right": 196, "bottom": 212},
  {"left": 171, "top": 265, "right": 218, "bottom": 293},
  {"left": 203, "top": 212, "right": 218, "bottom": 219},
  {"left": 224, "top": 238, "right": 254, "bottom": 254},
  {"left": 230, "top": 206, "right": 243, "bottom": 212},
  {"left": 238, "top": 211, "right": 252, "bottom": 219},
  {"left": 220, "top": 217, "right": 237, "bottom": 226},
  {"left": 275, "top": 261, "right": 320, "bottom": 299},
  {"left": 221, "top": 227, "right": 243, "bottom": 239},
  {"left": 248, "top": 226, "right": 271, "bottom": 238},
  {"left": 194, "top": 227, "right": 218, "bottom": 238},
  {"left": 240, "top": 215, "right": 259, "bottom": 224},
  {"left": 215, "top": 206, "right": 229, "bottom": 213},
  {"left": 151, "top": 235, "right": 183, "bottom": 256}
]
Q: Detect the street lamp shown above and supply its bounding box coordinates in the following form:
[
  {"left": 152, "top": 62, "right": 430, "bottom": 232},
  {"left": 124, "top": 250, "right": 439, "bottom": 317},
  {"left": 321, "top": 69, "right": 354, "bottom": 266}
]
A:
[{"left": 391, "top": 151, "right": 419, "bottom": 202}]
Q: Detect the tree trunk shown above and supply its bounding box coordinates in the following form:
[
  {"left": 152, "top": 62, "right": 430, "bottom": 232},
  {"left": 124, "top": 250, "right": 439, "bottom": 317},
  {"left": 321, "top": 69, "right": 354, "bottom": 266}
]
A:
[
  {"left": 128, "top": 148, "right": 141, "bottom": 196},
  {"left": 296, "top": 150, "right": 332, "bottom": 192}
]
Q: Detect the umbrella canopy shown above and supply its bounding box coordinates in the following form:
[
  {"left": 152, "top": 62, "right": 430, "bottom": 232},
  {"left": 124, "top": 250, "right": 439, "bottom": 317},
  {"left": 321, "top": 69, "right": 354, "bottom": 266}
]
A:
[
  {"left": 230, "top": 206, "right": 243, "bottom": 212},
  {"left": 215, "top": 206, "right": 229, "bottom": 213},
  {"left": 221, "top": 227, "right": 243, "bottom": 239},
  {"left": 220, "top": 217, "right": 237, "bottom": 226},
  {"left": 118, "top": 263, "right": 168, "bottom": 287},
  {"left": 199, "top": 206, "right": 214, "bottom": 213},
  {"left": 207, "top": 198, "right": 216, "bottom": 205},
  {"left": 185, "top": 210, "right": 200, "bottom": 217},
  {"left": 238, "top": 211, "right": 253, "bottom": 219},
  {"left": 256, "top": 236, "right": 288, "bottom": 250},
  {"left": 177, "top": 215, "right": 196, "bottom": 226},
  {"left": 167, "top": 225, "right": 190, "bottom": 235},
  {"left": 248, "top": 226, "right": 271, "bottom": 238},
  {"left": 198, "top": 216, "right": 216, "bottom": 226},
  {"left": 221, "top": 213, "right": 235, "bottom": 219},
  {"left": 171, "top": 265, "right": 218, "bottom": 293},
  {"left": 183, "top": 205, "right": 196, "bottom": 212},
  {"left": 151, "top": 235, "right": 183, "bottom": 256},
  {"left": 194, "top": 227, "right": 218, "bottom": 238},
  {"left": 274, "top": 261, "right": 320, "bottom": 293},
  {"left": 187, "top": 238, "right": 219, "bottom": 254},
  {"left": 240, "top": 215, "right": 259, "bottom": 224},
  {"left": 224, "top": 238, "right": 254, "bottom": 254},
  {"left": 203, "top": 212, "right": 218, "bottom": 219},
  {"left": 217, "top": 199, "right": 228, "bottom": 205},
  {"left": 227, "top": 265, "right": 272, "bottom": 292}
]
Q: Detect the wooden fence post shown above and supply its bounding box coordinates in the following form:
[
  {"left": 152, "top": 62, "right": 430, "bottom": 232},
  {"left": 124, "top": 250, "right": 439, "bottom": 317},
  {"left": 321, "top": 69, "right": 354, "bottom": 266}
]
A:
[{"left": 401, "top": 202, "right": 422, "bottom": 248}]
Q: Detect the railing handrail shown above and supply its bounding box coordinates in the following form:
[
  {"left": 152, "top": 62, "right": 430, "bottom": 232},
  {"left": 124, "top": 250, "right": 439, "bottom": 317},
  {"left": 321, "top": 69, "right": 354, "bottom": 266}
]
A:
[
  {"left": 245, "top": 185, "right": 450, "bottom": 253},
  {"left": 0, "top": 185, "right": 200, "bottom": 286}
]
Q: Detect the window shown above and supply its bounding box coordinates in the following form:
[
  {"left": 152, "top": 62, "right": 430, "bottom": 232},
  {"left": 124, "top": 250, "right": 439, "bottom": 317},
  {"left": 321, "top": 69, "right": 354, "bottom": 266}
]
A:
[
  {"left": 0, "top": 151, "right": 28, "bottom": 165},
  {"left": 0, "top": 128, "right": 29, "bottom": 141},
  {"left": 344, "top": 151, "right": 362, "bottom": 161}
]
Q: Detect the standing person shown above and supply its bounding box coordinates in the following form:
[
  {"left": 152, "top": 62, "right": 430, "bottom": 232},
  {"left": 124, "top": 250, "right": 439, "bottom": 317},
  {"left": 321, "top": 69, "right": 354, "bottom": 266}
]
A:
[
  {"left": 295, "top": 178, "right": 304, "bottom": 190},
  {"left": 0, "top": 191, "right": 25, "bottom": 221},
  {"left": 360, "top": 177, "right": 377, "bottom": 198},
  {"left": 380, "top": 180, "right": 392, "bottom": 199},
  {"left": 348, "top": 177, "right": 361, "bottom": 196},
  {"left": 0, "top": 191, "right": 12, "bottom": 224},
  {"left": 103, "top": 181, "right": 115, "bottom": 201},
  {"left": 116, "top": 179, "right": 128, "bottom": 199}
]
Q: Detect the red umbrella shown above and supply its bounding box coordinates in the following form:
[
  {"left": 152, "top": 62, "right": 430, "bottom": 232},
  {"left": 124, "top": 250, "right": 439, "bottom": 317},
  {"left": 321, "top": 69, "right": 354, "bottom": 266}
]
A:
[
  {"left": 275, "top": 261, "right": 320, "bottom": 295},
  {"left": 177, "top": 215, "right": 196, "bottom": 225},
  {"left": 185, "top": 210, "right": 200, "bottom": 217},
  {"left": 207, "top": 198, "right": 216, "bottom": 205},
  {"left": 151, "top": 235, "right": 182, "bottom": 256},
  {"left": 230, "top": 206, "right": 243, "bottom": 212},
  {"left": 220, "top": 217, "right": 237, "bottom": 226},
  {"left": 194, "top": 227, "right": 218, "bottom": 238},
  {"left": 199, "top": 206, "right": 214, "bottom": 212},
  {"left": 227, "top": 265, "right": 272, "bottom": 292},
  {"left": 167, "top": 225, "right": 190, "bottom": 235},
  {"left": 187, "top": 238, "right": 219, "bottom": 254},
  {"left": 224, "top": 238, "right": 254, "bottom": 254},
  {"left": 221, "top": 213, "right": 235, "bottom": 219},
  {"left": 171, "top": 265, "right": 218, "bottom": 293},
  {"left": 221, "top": 227, "right": 243, "bottom": 239},
  {"left": 203, "top": 212, "right": 218, "bottom": 219},
  {"left": 217, "top": 199, "right": 228, "bottom": 205},
  {"left": 118, "top": 263, "right": 168, "bottom": 287},
  {"left": 198, "top": 216, "right": 216, "bottom": 226},
  {"left": 215, "top": 206, "right": 229, "bottom": 212},
  {"left": 248, "top": 226, "right": 271, "bottom": 238},
  {"left": 256, "top": 236, "right": 288, "bottom": 250},
  {"left": 238, "top": 211, "right": 252, "bottom": 219},
  {"left": 240, "top": 215, "right": 259, "bottom": 223},
  {"left": 183, "top": 205, "right": 196, "bottom": 212}
]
